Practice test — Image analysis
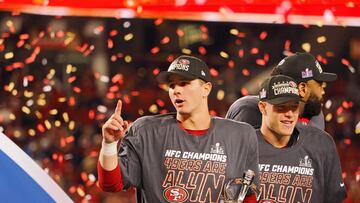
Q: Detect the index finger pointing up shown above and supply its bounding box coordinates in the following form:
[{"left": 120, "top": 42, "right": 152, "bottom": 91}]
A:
[{"left": 115, "top": 100, "right": 122, "bottom": 115}]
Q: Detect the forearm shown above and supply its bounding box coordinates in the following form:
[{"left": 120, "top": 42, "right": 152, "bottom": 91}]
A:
[{"left": 99, "top": 140, "right": 119, "bottom": 171}]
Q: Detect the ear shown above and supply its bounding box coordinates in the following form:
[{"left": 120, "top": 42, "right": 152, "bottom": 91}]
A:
[
  {"left": 298, "top": 82, "right": 309, "bottom": 100},
  {"left": 258, "top": 101, "right": 266, "bottom": 115},
  {"left": 202, "top": 82, "right": 212, "bottom": 97}
]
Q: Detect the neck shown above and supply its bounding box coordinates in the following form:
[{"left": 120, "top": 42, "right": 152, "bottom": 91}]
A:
[
  {"left": 260, "top": 124, "right": 291, "bottom": 148},
  {"left": 177, "top": 111, "right": 211, "bottom": 130}
]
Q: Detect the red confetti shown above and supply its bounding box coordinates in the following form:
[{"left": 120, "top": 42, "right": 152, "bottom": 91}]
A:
[
  {"left": 336, "top": 106, "right": 344, "bottom": 115},
  {"left": 81, "top": 172, "right": 88, "bottom": 182},
  {"left": 256, "top": 59, "right": 266, "bottom": 66},
  {"left": 167, "top": 55, "right": 174, "bottom": 62},
  {"left": 56, "top": 30, "right": 65, "bottom": 38},
  {"left": 111, "top": 55, "right": 117, "bottom": 62},
  {"left": 250, "top": 48, "right": 259, "bottom": 55},
  {"left": 228, "top": 60, "right": 235, "bottom": 69},
  {"left": 264, "top": 53, "right": 269, "bottom": 62},
  {"left": 66, "top": 136, "right": 75, "bottom": 143},
  {"left": 237, "top": 32, "right": 246, "bottom": 38},
  {"left": 242, "top": 69, "right": 250, "bottom": 76},
  {"left": 154, "top": 18, "right": 163, "bottom": 26},
  {"left": 109, "top": 29, "right": 118, "bottom": 37},
  {"left": 156, "top": 99, "right": 165, "bottom": 107},
  {"left": 68, "top": 96, "right": 76, "bottom": 106},
  {"left": 153, "top": 68, "right": 160, "bottom": 76},
  {"left": 241, "top": 87, "right": 248, "bottom": 96},
  {"left": 209, "top": 110, "right": 217, "bottom": 116},
  {"left": 238, "top": 49, "right": 244, "bottom": 58},
  {"left": 200, "top": 25, "right": 208, "bottom": 33},
  {"left": 344, "top": 138, "right": 351, "bottom": 145},
  {"left": 160, "top": 36, "right": 170, "bottom": 44},
  {"left": 108, "top": 39, "right": 114, "bottom": 48},
  {"left": 88, "top": 110, "right": 95, "bottom": 120},
  {"left": 341, "top": 58, "right": 350, "bottom": 66},
  {"left": 17, "top": 39, "right": 25, "bottom": 48},
  {"left": 151, "top": 46, "right": 160, "bottom": 54},
  {"left": 37, "top": 123, "right": 46, "bottom": 133},
  {"left": 72, "top": 86, "right": 81, "bottom": 93},
  {"left": 68, "top": 76, "right": 77, "bottom": 83},
  {"left": 198, "top": 46, "right": 206, "bottom": 55},
  {"left": 111, "top": 74, "right": 123, "bottom": 84},
  {"left": 259, "top": 31, "right": 267, "bottom": 40},
  {"left": 123, "top": 95, "right": 130, "bottom": 104},
  {"left": 210, "top": 68, "right": 218, "bottom": 77},
  {"left": 109, "top": 85, "right": 119, "bottom": 92},
  {"left": 176, "top": 29, "right": 184, "bottom": 37}
]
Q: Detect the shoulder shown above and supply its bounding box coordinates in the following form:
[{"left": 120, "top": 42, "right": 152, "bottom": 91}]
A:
[
  {"left": 131, "top": 113, "right": 176, "bottom": 130},
  {"left": 213, "top": 116, "right": 256, "bottom": 134},
  {"left": 297, "top": 124, "right": 335, "bottom": 144}
]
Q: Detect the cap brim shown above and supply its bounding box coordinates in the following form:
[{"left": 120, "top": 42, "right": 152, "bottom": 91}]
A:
[
  {"left": 266, "top": 96, "right": 301, "bottom": 105},
  {"left": 156, "top": 71, "right": 197, "bottom": 84},
  {"left": 315, "top": 72, "right": 337, "bottom": 82}
]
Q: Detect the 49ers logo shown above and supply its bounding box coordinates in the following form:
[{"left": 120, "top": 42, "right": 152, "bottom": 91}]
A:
[{"left": 163, "top": 186, "right": 189, "bottom": 202}]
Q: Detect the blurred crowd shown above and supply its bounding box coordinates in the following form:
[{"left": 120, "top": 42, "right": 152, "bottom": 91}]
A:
[{"left": 0, "top": 12, "right": 359, "bottom": 202}]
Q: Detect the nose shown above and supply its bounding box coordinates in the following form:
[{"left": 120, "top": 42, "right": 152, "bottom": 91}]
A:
[{"left": 284, "top": 109, "right": 295, "bottom": 117}]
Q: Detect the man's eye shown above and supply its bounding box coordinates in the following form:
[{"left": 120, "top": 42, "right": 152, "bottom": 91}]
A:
[{"left": 179, "top": 81, "right": 188, "bottom": 86}]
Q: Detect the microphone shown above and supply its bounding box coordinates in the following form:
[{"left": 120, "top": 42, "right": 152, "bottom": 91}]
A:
[{"left": 237, "top": 169, "right": 255, "bottom": 203}]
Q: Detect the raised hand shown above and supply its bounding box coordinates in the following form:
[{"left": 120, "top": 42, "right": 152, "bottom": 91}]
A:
[{"left": 102, "top": 100, "right": 129, "bottom": 143}]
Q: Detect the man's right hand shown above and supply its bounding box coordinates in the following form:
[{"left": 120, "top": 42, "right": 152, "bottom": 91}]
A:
[{"left": 102, "top": 100, "right": 129, "bottom": 143}]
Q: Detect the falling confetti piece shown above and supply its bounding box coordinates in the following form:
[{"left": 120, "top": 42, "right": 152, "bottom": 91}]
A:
[
  {"left": 317, "top": 36, "right": 326, "bottom": 43},
  {"left": 259, "top": 31, "right": 267, "bottom": 40},
  {"left": 302, "top": 43, "right": 311, "bottom": 52},
  {"left": 217, "top": 90, "right": 225, "bottom": 100}
]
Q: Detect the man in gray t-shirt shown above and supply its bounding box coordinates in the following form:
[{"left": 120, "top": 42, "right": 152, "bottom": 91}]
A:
[
  {"left": 255, "top": 75, "right": 346, "bottom": 203},
  {"left": 226, "top": 52, "right": 336, "bottom": 130},
  {"left": 97, "top": 55, "right": 260, "bottom": 203}
]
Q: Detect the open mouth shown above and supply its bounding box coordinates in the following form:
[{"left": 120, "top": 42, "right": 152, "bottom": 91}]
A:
[
  {"left": 174, "top": 99, "right": 185, "bottom": 105},
  {"left": 281, "top": 120, "right": 294, "bottom": 125}
]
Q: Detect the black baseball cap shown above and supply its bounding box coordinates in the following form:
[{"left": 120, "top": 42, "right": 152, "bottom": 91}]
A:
[
  {"left": 156, "top": 55, "right": 212, "bottom": 84},
  {"left": 259, "top": 75, "right": 301, "bottom": 105},
  {"left": 275, "top": 52, "right": 337, "bottom": 82}
]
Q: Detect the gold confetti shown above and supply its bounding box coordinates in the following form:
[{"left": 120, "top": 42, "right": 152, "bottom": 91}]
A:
[
  {"left": 229, "top": 29, "right": 239, "bottom": 36},
  {"left": 14, "top": 130, "right": 21, "bottom": 138},
  {"left": 325, "top": 113, "right": 332, "bottom": 122},
  {"left": 58, "top": 97, "right": 67, "bottom": 102},
  {"left": 11, "top": 89, "right": 18, "bottom": 96},
  {"left": 63, "top": 112, "right": 69, "bottom": 123},
  {"left": 55, "top": 120, "right": 61, "bottom": 127},
  {"left": 124, "top": 55, "right": 132, "bottom": 63},
  {"left": 124, "top": 33, "right": 134, "bottom": 41},
  {"left": 220, "top": 51, "right": 229, "bottom": 59},
  {"left": 317, "top": 36, "right": 326, "bottom": 43},
  {"left": 35, "top": 111, "right": 42, "bottom": 119},
  {"left": 44, "top": 120, "right": 52, "bottom": 130},
  {"left": 69, "top": 121, "right": 75, "bottom": 130},
  {"left": 8, "top": 82, "right": 15, "bottom": 91},
  {"left": 217, "top": 90, "right": 225, "bottom": 101},
  {"left": 28, "top": 129, "right": 36, "bottom": 136},
  {"left": 9, "top": 113, "right": 16, "bottom": 120},
  {"left": 37, "top": 98, "right": 46, "bottom": 106},
  {"left": 22, "top": 106, "right": 31, "bottom": 114},
  {"left": 181, "top": 48, "right": 191, "bottom": 54},
  {"left": 301, "top": 43, "right": 311, "bottom": 52},
  {"left": 24, "top": 90, "right": 34, "bottom": 98},
  {"left": 149, "top": 104, "right": 158, "bottom": 114},
  {"left": 4, "top": 52, "right": 14, "bottom": 59}
]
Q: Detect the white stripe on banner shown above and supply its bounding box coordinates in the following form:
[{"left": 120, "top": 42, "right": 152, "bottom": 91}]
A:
[{"left": 0, "top": 132, "right": 73, "bottom": 203}]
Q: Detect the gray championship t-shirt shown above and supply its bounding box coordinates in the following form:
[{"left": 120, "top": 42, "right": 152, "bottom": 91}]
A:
[
  {"left": 226, "top": 95, "right": 325, "bottom": 130},
  {"left": 118, "top": 113, "right": 259, "bottom": 203},
  {"left": 256, "top": 124, "right": 347, "bottom": 203}
]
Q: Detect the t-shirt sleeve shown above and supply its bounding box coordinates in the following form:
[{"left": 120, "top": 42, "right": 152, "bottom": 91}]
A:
[
  {"left": 118, "top": 124, "right": 143, "bottom": 190},
  {"left": 245, "top": 126, "right": 260, "bottom": 189},
  {"left": 323, "top": 136, "right": 347, "bottom": 203}
]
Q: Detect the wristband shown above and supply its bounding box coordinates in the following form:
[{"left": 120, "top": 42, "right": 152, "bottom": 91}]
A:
[{"left": 101, "top": 140, "right": 119, "bottom": 156}]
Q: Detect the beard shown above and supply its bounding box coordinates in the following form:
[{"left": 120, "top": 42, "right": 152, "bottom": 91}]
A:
[{"left": 302, "top": 94, "right": 322, "bottom": 119}]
